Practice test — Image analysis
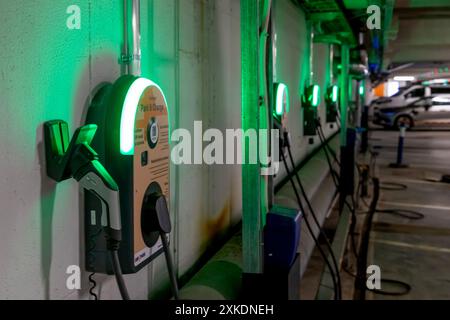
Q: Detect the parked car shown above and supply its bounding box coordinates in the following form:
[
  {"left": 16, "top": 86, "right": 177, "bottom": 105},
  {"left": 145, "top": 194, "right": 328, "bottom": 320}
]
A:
[{"left": 372, "top": 85, "right": 450, "bottom": 129}]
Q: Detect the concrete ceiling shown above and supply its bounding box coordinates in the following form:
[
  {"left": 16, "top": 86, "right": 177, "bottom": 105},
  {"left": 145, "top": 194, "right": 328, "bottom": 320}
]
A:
[
  {"left": 296, "top": 0, "right": 450, "bottom": 80},
  {"left": 385, "top": 0, "right": 450, "bottom": 79}
]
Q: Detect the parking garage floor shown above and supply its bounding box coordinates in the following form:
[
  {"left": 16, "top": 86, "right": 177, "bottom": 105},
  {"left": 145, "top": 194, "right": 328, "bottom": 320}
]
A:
[
  {"left": 300, "top": 129, "right": 450, "bottom": 300},
  {"left": 367, "top": 130, "right": 450, "bottom": 300}
]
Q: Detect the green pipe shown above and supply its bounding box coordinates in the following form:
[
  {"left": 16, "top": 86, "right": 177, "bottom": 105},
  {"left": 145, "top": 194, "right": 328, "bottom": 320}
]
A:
[
  {"left": 180, "top": 261, "right": 242, "bottom": 300},
  {"left": 178, "top": 233, "right": 243, "bottom": 300}
]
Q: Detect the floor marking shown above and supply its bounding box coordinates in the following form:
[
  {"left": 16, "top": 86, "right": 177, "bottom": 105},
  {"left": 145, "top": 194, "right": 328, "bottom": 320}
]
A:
[
  {"left": 373, "top": 222, "right": 450, "bottom": 236},
  {"left": 379, "top": 201, "right": 450, "bottom": 211},
  {"left": 373, "top": 239, "right": 450, "bottom": 254},
  {"left": 412, "top": 165, "right": 450, "bottom": 172},
  {"left": 382, "top": 177, "right": 448, "bottom": 186}
]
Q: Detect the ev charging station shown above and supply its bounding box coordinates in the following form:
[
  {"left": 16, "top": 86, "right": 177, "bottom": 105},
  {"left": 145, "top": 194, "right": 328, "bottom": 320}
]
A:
[
  {"left": 85, "top": 75, "right": 171, "bottom": 274},
  {"left": 266, "top": 81, "right": 302, "bottom": 300},
  {"left": 325, "top": 85, "right": 339, "bottom": 123},
  {"left": 43, "top": 0, "right": 180, "bottom": 300},
  {"left": 302, "top": 84, "right": 321, "bottom": 136},
  {"left": 44, "top": 75, "right": 178, "bottom": 299}
]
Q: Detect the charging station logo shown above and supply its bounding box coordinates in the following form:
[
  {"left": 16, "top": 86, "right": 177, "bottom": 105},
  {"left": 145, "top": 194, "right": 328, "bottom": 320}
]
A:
[{"left": 171, "top": 121, "right": 280, "bottom": 176}]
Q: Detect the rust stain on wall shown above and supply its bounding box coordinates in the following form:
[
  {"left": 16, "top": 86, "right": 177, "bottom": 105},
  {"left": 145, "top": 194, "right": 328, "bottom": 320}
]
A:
[{"left": 202, "top": 200, "right": 231, "bottom": 244}]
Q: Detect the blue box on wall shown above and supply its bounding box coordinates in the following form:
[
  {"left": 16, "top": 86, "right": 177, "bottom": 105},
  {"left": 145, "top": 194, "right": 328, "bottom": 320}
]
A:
[{"left": 264, "top": 206, "right": 302, "bottom": 270}]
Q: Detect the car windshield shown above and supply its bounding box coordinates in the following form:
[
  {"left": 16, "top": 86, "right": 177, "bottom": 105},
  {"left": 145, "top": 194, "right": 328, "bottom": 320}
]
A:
[{"left": 389, "top": 86, "right": 408, "bottom": 97}]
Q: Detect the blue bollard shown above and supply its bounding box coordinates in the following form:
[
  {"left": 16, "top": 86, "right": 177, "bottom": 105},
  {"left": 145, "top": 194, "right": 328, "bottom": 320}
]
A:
[{"left": 390, "top": 125, "right": 409, "bottom": 168}]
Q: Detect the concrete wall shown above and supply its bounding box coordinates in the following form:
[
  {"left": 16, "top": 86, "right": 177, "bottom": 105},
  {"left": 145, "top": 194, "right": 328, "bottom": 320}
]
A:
[
  {"left": 0, "top": 0, "right": 336, "bottom": 300},
  {"left": 273, "top": 0, "right": 338, "bottom": 185},
  {"left": 174, "top": 0, "right": 242, "bottom": 290}
]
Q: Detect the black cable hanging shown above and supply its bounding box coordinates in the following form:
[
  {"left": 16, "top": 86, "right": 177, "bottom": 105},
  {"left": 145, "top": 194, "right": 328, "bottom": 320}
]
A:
[
  {"left": 284, "top": 136, "right": 343, "bottom": 299},
  {"left": 280, "top": 149, "right": 341, "bottom": 300}
]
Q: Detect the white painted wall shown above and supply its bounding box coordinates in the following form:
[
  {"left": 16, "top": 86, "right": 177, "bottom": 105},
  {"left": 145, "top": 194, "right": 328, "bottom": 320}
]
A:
[{"left": 273, "top": 0, "right": 338, "bottom": 185}]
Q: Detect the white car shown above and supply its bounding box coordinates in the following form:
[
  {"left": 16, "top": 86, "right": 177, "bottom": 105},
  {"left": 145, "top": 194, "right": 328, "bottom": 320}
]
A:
[{"left": 372, "top": 85, "right": 450, "bottom": 128}]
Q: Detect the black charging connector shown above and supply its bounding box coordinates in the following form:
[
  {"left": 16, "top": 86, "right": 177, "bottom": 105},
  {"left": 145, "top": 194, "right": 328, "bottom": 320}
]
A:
[
  {"left": 141, "top": 192, "right": 179, "bottom": 300},
  {"left": 44, "top": 120, "right": 130, "bottom": 300}
]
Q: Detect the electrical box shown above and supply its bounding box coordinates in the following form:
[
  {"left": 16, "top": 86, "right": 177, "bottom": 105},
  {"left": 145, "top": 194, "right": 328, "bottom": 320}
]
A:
[
  {"left": 85, "top": 75, "right": 170, "bottom": 274},
  {"left": 302, "top": 84, "right": 320, "bottom": 136},
  {"left": 264, "top": 206, "right": 301, "bottom": 270}
]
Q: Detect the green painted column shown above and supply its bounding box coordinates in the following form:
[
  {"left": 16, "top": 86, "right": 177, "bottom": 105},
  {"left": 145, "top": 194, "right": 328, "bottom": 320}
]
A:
[
  {"left": 339, "top": 44, "right": 350, "bottom": 147},
  {"left": 258, "top": 0, "right": 271, "bottom": 228},
  {"left": 241, "top": 0, "right": 263, "bottom": 274}
]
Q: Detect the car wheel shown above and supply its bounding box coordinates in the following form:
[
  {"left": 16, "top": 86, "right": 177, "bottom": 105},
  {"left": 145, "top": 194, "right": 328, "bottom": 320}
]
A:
[{"left": 394, "top": 115, "right": 414, "bottom": 129}]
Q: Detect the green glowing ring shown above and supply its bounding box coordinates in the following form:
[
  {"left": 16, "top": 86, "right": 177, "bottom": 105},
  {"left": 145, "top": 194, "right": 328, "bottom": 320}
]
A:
[
  {"left": 120, "top": 77, "right": 169, "bottom": 155},
  {"left": 275, "top": 83, "right": 289, "bottom": 116},
  {"left": 312, "top": 85, "right": 320, "bottom": 107},
  {"left": 332, "top": 85, "right": 339, "bottom": 103}
]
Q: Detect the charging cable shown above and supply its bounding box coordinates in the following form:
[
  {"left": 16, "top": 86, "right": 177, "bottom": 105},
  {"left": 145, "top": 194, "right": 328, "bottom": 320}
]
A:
[
  {"left": 142, "top": 193, "right": 179, "bottom": 300},
  {"left": 283, "top": 130, "right": 343, "bottom": 299},
  {"left": 277, "top": 125, "right": 341, "bottom": 300}
]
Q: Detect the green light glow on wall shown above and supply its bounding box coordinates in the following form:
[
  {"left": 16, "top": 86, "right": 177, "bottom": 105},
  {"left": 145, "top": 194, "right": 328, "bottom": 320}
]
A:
[
  {"left": 359, "top": 84, "right": 365, "bottom": 96},
  {"left": 312, "top": 85, "right": 320, "bottom": 107},
  {"left": 275, "top": 83, "right": 289, "bottom": 116},
  {"left": 120, "top": 77, "right": 168, "bottom": 155}
]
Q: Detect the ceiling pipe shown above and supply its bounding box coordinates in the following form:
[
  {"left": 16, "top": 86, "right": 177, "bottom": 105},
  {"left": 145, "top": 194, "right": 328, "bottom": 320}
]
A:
[
  {"left": 351, "top": 33, "right": 369, "bottom": 79},
  {"left": 349, "top": 64, "right": 369, "bottom": 79},
  {"left": 122, "top": 0, "right": 130, "bottom": 75},
  {"left": 121, "top": 0, "right": 141, "bottom": 76},
  {"left": 131, "top": 0, "right": 142, "bottom": 76},
  {"left": 359, "top": 33, "right": 368, "bottom": 69}
]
